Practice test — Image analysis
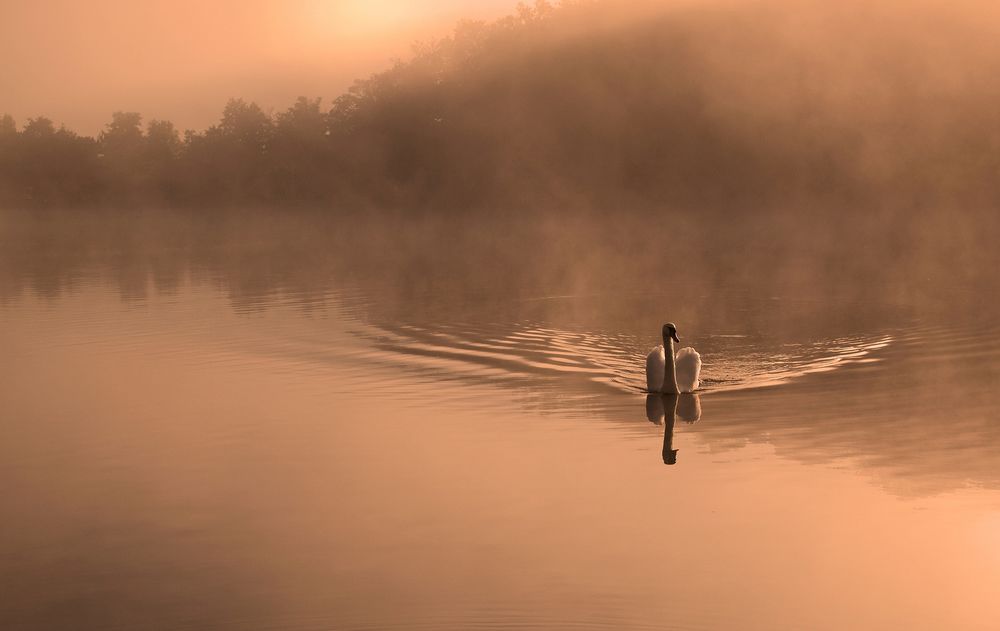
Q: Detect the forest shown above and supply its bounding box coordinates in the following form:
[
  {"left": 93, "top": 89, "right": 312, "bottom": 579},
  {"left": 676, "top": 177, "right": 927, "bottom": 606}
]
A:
[{"left": 4, "top": 0, "right": 1000, "bottom": 214}]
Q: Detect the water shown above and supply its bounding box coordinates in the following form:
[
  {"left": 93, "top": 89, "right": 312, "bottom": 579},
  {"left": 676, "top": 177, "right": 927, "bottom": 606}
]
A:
[{"left": 2, "top": 212, "right": 1000, "bottom": 630}]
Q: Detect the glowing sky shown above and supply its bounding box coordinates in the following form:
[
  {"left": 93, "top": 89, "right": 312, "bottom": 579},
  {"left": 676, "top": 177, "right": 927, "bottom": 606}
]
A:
[{"left": 1, "top": 1, "right": 515, "bottom": 135}]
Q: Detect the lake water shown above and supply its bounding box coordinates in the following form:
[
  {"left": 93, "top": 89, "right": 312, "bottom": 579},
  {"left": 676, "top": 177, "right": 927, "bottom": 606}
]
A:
[{"left": 2, "top": 211, "right": 999, "bottom": 630}]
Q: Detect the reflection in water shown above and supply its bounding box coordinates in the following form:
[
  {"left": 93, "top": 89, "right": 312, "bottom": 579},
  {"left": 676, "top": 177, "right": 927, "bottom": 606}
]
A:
[
  {"left": 645, "top": 394, "right": 702, "bottom": 465},
  {"left": 5, "top": 214, "right": 996, "bottom": 493},
  {"left": 676, "top": 393, "right": 702, "bottom": 424},
  {"left": 3, "top": 212, "right": 1000, "bottom": 630}
]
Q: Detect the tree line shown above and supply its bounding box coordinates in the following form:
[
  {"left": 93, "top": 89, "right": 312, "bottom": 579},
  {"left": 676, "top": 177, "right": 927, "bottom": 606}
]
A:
[
  {"left": 4, "top": 0, "right": 1000, "bottom": 212},
  {"left": 0, "top": 95, "right": 367, "bottom": 208}
]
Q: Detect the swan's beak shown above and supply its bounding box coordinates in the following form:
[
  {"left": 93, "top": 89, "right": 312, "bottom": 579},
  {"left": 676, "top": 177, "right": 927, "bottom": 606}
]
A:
[{"left": 670, "top": 331, "right": 680, "bottom": 343}]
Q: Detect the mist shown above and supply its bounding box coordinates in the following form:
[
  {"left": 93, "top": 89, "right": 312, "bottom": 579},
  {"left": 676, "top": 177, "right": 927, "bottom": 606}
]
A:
[
  {"left": 1, "top": 0, "right": 515, "bottom": 135},
  {"left": 3, "top": 0, "right": 1000, "bottom": 308},
  {"left": 6, "top": 3, "right": 1000, "bottom": 630},
  {"left": 6, "top": 0, "right": 1000, "bottom": 210}
]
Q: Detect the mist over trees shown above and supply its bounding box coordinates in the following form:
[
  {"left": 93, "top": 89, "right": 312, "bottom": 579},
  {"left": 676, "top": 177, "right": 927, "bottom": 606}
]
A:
[{"left": 4, "top": 0, "right": 1000, "bottom": 213}]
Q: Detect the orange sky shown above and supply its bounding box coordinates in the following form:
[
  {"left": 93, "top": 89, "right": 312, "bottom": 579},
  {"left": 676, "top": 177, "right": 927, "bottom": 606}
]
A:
[{"left": 1, "top": 0, "right": 515, "bottom": 135}]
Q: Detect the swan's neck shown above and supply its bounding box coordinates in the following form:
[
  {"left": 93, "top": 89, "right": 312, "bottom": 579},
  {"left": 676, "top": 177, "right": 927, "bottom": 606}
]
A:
[{"left": 662, "top": 338, "right": 679, "bottom": 394}]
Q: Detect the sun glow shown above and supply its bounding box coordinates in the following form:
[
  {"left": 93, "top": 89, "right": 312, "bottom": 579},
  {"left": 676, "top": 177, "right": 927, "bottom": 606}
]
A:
[
  {"left": 306, "top": 1, "right": 420, "bottom": 38},
  {"left": 301, "top": 0, "right": 511, "bottom": 42}
]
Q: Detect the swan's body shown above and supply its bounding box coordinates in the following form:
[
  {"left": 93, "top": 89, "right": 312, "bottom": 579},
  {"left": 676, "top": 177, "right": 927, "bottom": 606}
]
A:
[{"left": 645, "top": 323, "right": 701, "bottom": 393}]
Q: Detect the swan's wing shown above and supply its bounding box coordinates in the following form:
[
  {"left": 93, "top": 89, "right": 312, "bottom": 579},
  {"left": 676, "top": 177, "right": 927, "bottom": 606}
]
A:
[
  {"left": 674, "top": 346, "right": 702, "bottom": 393},
  {"left": 645, "top": 345, "right": 665, "bottom": 392}
]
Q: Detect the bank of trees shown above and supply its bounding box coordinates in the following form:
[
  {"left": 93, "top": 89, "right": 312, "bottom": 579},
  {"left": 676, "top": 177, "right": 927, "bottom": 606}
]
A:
[
  {"left": 0, "top": 97, "right": 346, "bottom": 207},
  {"left": 4, "top": 0, "right": 1000, "bottom": 211}
]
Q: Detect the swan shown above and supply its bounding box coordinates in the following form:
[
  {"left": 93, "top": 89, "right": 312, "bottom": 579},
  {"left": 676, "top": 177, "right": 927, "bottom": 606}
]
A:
[{"left": 645, "top": 322, "right": 701, "bottom": 394}]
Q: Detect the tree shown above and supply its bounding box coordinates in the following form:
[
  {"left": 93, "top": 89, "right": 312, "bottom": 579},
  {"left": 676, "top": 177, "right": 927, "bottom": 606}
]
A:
[
  {"left": 269, "top": 97, "right": 337, "bottom": 201},
  {"left": 143, "top": 119, "right": 182, "bottom": 202},
  {"left": 100, "top": 111, "right": 143, "bottom": 149},
  {"left": 179, "top": 99, "right": 274, "bottom": 202},
  {"left": 21, "top": 117, "right": 55, "bottom": 138},
  {"left": 219, "top": 98, "right": 272, "bottom": 149},
  {"left": 10, "top": 118, "right": 101, "bottom": 205},
  {"left": 0, "top": 114, "right": 15, "bottom": 137},
  {"left": 0, "top": 115, "right": 17, "bottom": 203},
  {"left": 98, "top": 112, "right": 145, "bottom": 200},
  {"left": 145, "top": 119, "right": 181, "bottom": 160}
]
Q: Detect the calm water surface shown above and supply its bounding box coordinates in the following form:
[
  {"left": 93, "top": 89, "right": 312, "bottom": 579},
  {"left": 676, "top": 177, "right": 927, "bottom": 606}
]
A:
[{"left": 2, "top": 218, "right": 1000, "bottom": 630}]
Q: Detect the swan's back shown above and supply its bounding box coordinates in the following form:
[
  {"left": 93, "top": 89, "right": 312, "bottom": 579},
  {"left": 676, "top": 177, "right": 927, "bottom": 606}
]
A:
[
  {"left": 645, "top": 345, "right": 665, "bottom": 392},
  {"left": 675, "top": 347, "right": 701, "bottom": 393}
]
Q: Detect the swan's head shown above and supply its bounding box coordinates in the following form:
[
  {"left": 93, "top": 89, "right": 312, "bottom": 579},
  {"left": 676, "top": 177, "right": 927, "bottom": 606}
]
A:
[{"left": 662, "top": 322, "right": 680, "bottom": 344}]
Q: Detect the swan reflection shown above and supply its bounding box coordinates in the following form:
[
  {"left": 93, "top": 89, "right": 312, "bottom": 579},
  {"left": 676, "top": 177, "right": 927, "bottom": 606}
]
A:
[{"left": 645, "top": 393, "right": 702, "bottom": 465}]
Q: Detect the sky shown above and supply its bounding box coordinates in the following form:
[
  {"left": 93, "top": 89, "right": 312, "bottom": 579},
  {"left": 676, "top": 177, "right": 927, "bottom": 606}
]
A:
[{"left": 1, "top": 0, "right": 516, "bottom": 136}]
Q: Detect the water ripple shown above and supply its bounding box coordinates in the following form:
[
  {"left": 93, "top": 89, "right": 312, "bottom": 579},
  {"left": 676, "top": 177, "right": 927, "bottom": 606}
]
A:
[{"left": 353, "top": 318, "right": 895, "bottom": 397}]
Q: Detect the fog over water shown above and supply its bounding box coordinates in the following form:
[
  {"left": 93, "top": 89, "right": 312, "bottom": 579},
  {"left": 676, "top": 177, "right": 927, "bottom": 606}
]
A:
[{"left": 3, "top": 1, "right": 1000, "bottom": 630}]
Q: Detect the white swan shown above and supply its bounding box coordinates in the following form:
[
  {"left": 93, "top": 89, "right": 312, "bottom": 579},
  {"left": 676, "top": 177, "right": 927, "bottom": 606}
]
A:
[{"left": 645, "top": 322, "right": 701, "bottom": 393}]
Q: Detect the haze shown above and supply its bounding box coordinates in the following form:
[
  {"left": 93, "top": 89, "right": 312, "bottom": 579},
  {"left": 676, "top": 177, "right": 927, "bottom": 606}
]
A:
[
  {"left": 1, "top": 0, "right": 514, "bottom": 135},
  {"left": 4, "top": 1, "right": 1000, "bottom": 630}
]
